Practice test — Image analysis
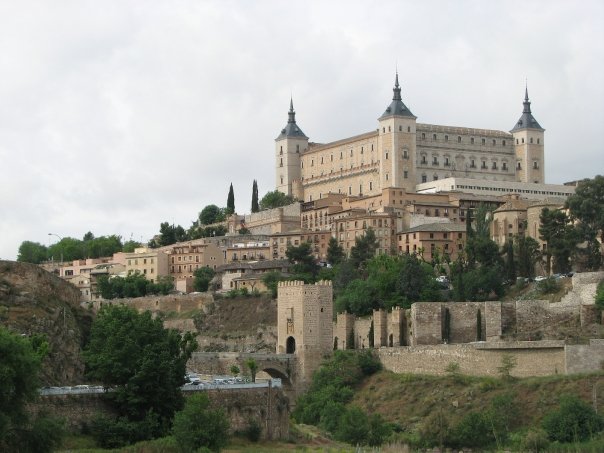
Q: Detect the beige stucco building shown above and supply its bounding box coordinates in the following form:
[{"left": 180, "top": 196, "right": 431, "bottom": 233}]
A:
[
  {"left": 276, "top": 76, "right": 546, "bottom": 203},
  {"left": 490, "top": 196, "right": 564, "bottom": 249},
  {"left": 124, "top": 247, "right": 169, "bottom": 282},
  {"left": 397, "top": 223, "right": 467, "bottom": 261}
]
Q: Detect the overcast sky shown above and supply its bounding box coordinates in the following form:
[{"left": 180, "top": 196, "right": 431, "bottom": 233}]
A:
[{"left": 1, "top": 0, "right": 603, "bottom": 260}]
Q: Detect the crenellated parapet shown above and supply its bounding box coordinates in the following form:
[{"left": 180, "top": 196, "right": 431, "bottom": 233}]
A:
[
  {"left": 276, "top": 280, "right": 333, "bottom": 389},
  {"left": 277, "top": 279, "right": 333, "bottom": 287}
]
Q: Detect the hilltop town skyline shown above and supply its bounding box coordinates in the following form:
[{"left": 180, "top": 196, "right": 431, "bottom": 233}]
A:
[{"left": 1, "top": 0, "right": 603, "bottom": 260}]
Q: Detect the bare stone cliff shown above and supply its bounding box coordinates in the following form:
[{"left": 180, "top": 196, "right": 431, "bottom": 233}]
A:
[{"left": 0, "top": 260, "right": 92, "bottom": 385}]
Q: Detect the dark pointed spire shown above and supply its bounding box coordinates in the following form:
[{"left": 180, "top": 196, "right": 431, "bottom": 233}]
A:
[
  {"left": 379, "top": 72, "right": 416, "bottom": 120},
  {"left": 276, "top": 97, "right": 308, "bottom": 140},
  {"left": 288, "top": 97, "right": 296, "bottom": 123},
  {"left": 393, "top": 72, "right": 402, "bottom": 101},
  {"left": 522, "top": 84, "right": 531, "bottom": 114},
  {"left": 511, "top": 84, "right": 544, "bottom": 132}
]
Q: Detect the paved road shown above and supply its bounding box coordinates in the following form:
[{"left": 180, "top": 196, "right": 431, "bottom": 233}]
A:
[{"left": 39, "top": 379, "right": 281, "bottom": 396}]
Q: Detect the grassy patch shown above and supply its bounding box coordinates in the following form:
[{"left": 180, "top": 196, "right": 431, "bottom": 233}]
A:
[{"left": 351, "top": 369, "right": 604, "bottom": 444}]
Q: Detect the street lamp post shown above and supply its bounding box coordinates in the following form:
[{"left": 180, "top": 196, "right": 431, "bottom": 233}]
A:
[{"left": 48, "top": 233, "right": 63, "bottom": 265}]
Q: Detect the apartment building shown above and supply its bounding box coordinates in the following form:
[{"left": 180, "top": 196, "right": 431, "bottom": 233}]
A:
[
  {"left": 398, "top": 223, "right": 467, "bottom": 261},
  {"left": 124, "top": 247, "right": 169, "bottom": 282}
]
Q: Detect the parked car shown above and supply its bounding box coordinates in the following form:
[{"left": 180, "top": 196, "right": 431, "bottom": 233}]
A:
[{"left": 534, "top": 276, "right": 547, "bottom": 282}]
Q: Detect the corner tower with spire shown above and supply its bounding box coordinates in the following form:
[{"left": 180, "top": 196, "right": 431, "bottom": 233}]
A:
[
  {"left": 275, "top": 98, "right": 308, "bottom": 197},
  {"left": 511, "top": 86, "right": 545, "bottom": 183},
  {"left": 377, "top": 73, "right": 417, "bottom": 192}
]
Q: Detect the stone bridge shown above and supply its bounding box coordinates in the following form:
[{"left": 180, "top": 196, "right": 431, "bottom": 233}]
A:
[
  {"left": 188, "top": 352, "right": 297, "bottom": 392},
  {"left": 29, "top": 387, "right": 289, "bottom": 440}
]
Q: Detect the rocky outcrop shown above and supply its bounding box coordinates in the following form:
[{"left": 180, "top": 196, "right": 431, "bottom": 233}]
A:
[{"left": 0, "top": 260, "right": 92, "bottom": 385}]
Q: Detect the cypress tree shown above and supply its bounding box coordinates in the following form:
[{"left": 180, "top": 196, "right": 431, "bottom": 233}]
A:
[
  {"left": 227, "top": 183, "right": 235, "bottom": 214},
  {"left": 251, "top": 180, "right": 259, "bottom": 213},
  {"left": 505, "top": 238, "right": 516, "bottom": 283}
]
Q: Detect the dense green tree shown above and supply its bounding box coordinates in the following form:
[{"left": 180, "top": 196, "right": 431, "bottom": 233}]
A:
[
  {"left": 203, "top": 225, "right": 227, "bottom": 237},
  {"left": 349, "top": 228, "right": 379, "bottom": 271},
  {"left": 542, "top": 394, "right": 604, "bottom": 443},
  {"left": 122, "top": 240, "right": 142, "bottom": 253},
  {"left": 539, "top": 208, "right": 577, "bottom": 274},
  {"left": 394, "top": 254, "right": 441, "bottom": 305},
  {"left": 332, "top": 258, "right": 359, "bottom": 299},
  {"left": 199, "top": 204, "right": 226, "bottom": 225},
  {"left": 286, "top": 242, "right": 319, "bottom": 282},
  {"left": 193, "top": 267, "right": 215, "bottom": 292},
  {"left": 504, "top": 239, "right": 516, "bottom": 283},
  {"left": 515, "top": 234, "right": 541, "bottom": 279},
  {"left": 335, "top": 279, "right": 377, "bottom": 316},
  {"left": 461, "top": 267, "right": 505, "bottom": 301},
  {"left": 152, "top": 222, "right": 188, "bottom": 247},
  {"left": 226, "top": 182, "right": 235, "bottom": 215},
  {"left": 326, "top": 237, "right": 345, "bottom": 265},
  {"left": 246, "top": 359, "right": 258, "bottom": 382},
  {"left": 84, "top": 234, "right": 123, "bottom": 259},
  {"left": 48, "top": 237, "right": 86, "bottom": 262},
  {"left": 16, "top": 241, "right": 48, "bottom": 264},
  {"left": 336, "top": 254, "right": 441, "bottom": 316},
  {"left": 83, "top": 231, "right": 95, "bottom": 241},
  {"left": 172, "top": 393, "right": 230, "bottom": 452},
  {"left": 454, "top": 204, "right": 504, "bottom": 300},
  {"left": 0, "top": 327, "right": 64, "bottom": 452},
  {"left": 95, "top": 273, "right": 173, "bottom": 300},
  {"left": 251, "top": 179, "right": 259, "bottom": 213},
  {"left": 262, "top": 270, "right": 285, "bottom": 298},
  {"left": 259, "top": 190, "right": 294, "bottom": 210},
  {"left": 84, "top": 305, "right": 197, "bottom": 444},
  {"left": 566, "top": 176, "right": 604, "bottom": 270}
]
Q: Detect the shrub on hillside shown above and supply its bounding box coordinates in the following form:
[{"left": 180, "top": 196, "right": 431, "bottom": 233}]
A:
[
  {"left": 520, "top": 428, "right": 550, "bottom": 452},
  {"left": 537, "top": 277, "right": 561, "bottom": 294},
  {"left": 450, "top": 411, "right": 494, "bottom": 448},
  {"left": 172, "top": 393, "right": 229, "bottom": 452},
  {"left": 542, "top": 394, "right": 604, "bottom": 443},
  {"left": 244, "top": 418, "right": 261, "bottom": 442},
  {"left": 90, "top": 414, "right": 159, "bottom": 449},
  {"left": 293, "top": 350, "right": 386, "bottom": 445}
]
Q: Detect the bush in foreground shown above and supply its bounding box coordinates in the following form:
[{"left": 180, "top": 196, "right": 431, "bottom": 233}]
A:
[
  {"left": 172, "top": 393, "right": 230, "bottom": 452},
  {"left": 542, "top": 394, "right": 603, "bottom": 443}
]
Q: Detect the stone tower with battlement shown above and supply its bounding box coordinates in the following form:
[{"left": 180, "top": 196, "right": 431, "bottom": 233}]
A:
[{"left": 277, "top": 280, "right": 333, "bottom": 386}]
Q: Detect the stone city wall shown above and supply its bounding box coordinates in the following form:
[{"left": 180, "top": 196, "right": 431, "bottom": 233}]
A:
[
  {"left": 565, "top": 339, "right": 604, "bottom": 374},
  {"left": 378, "top": 342, "right": 567, "bottom": 377},
  {"left": 89, "top": 293, "right": 214, "bottom": 314}
]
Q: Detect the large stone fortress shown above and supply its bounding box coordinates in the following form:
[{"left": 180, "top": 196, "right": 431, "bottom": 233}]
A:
[{"left": 275, "top": 75, "right": 545, "bottom": 202}]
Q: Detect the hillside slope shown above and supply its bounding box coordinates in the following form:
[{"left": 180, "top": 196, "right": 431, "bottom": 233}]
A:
[
  {"left": 353, "top": 369, "right": 604, "bottom": 439},
  {"left": 0, "top": 260, "right": 92, "bottom": 384}
]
